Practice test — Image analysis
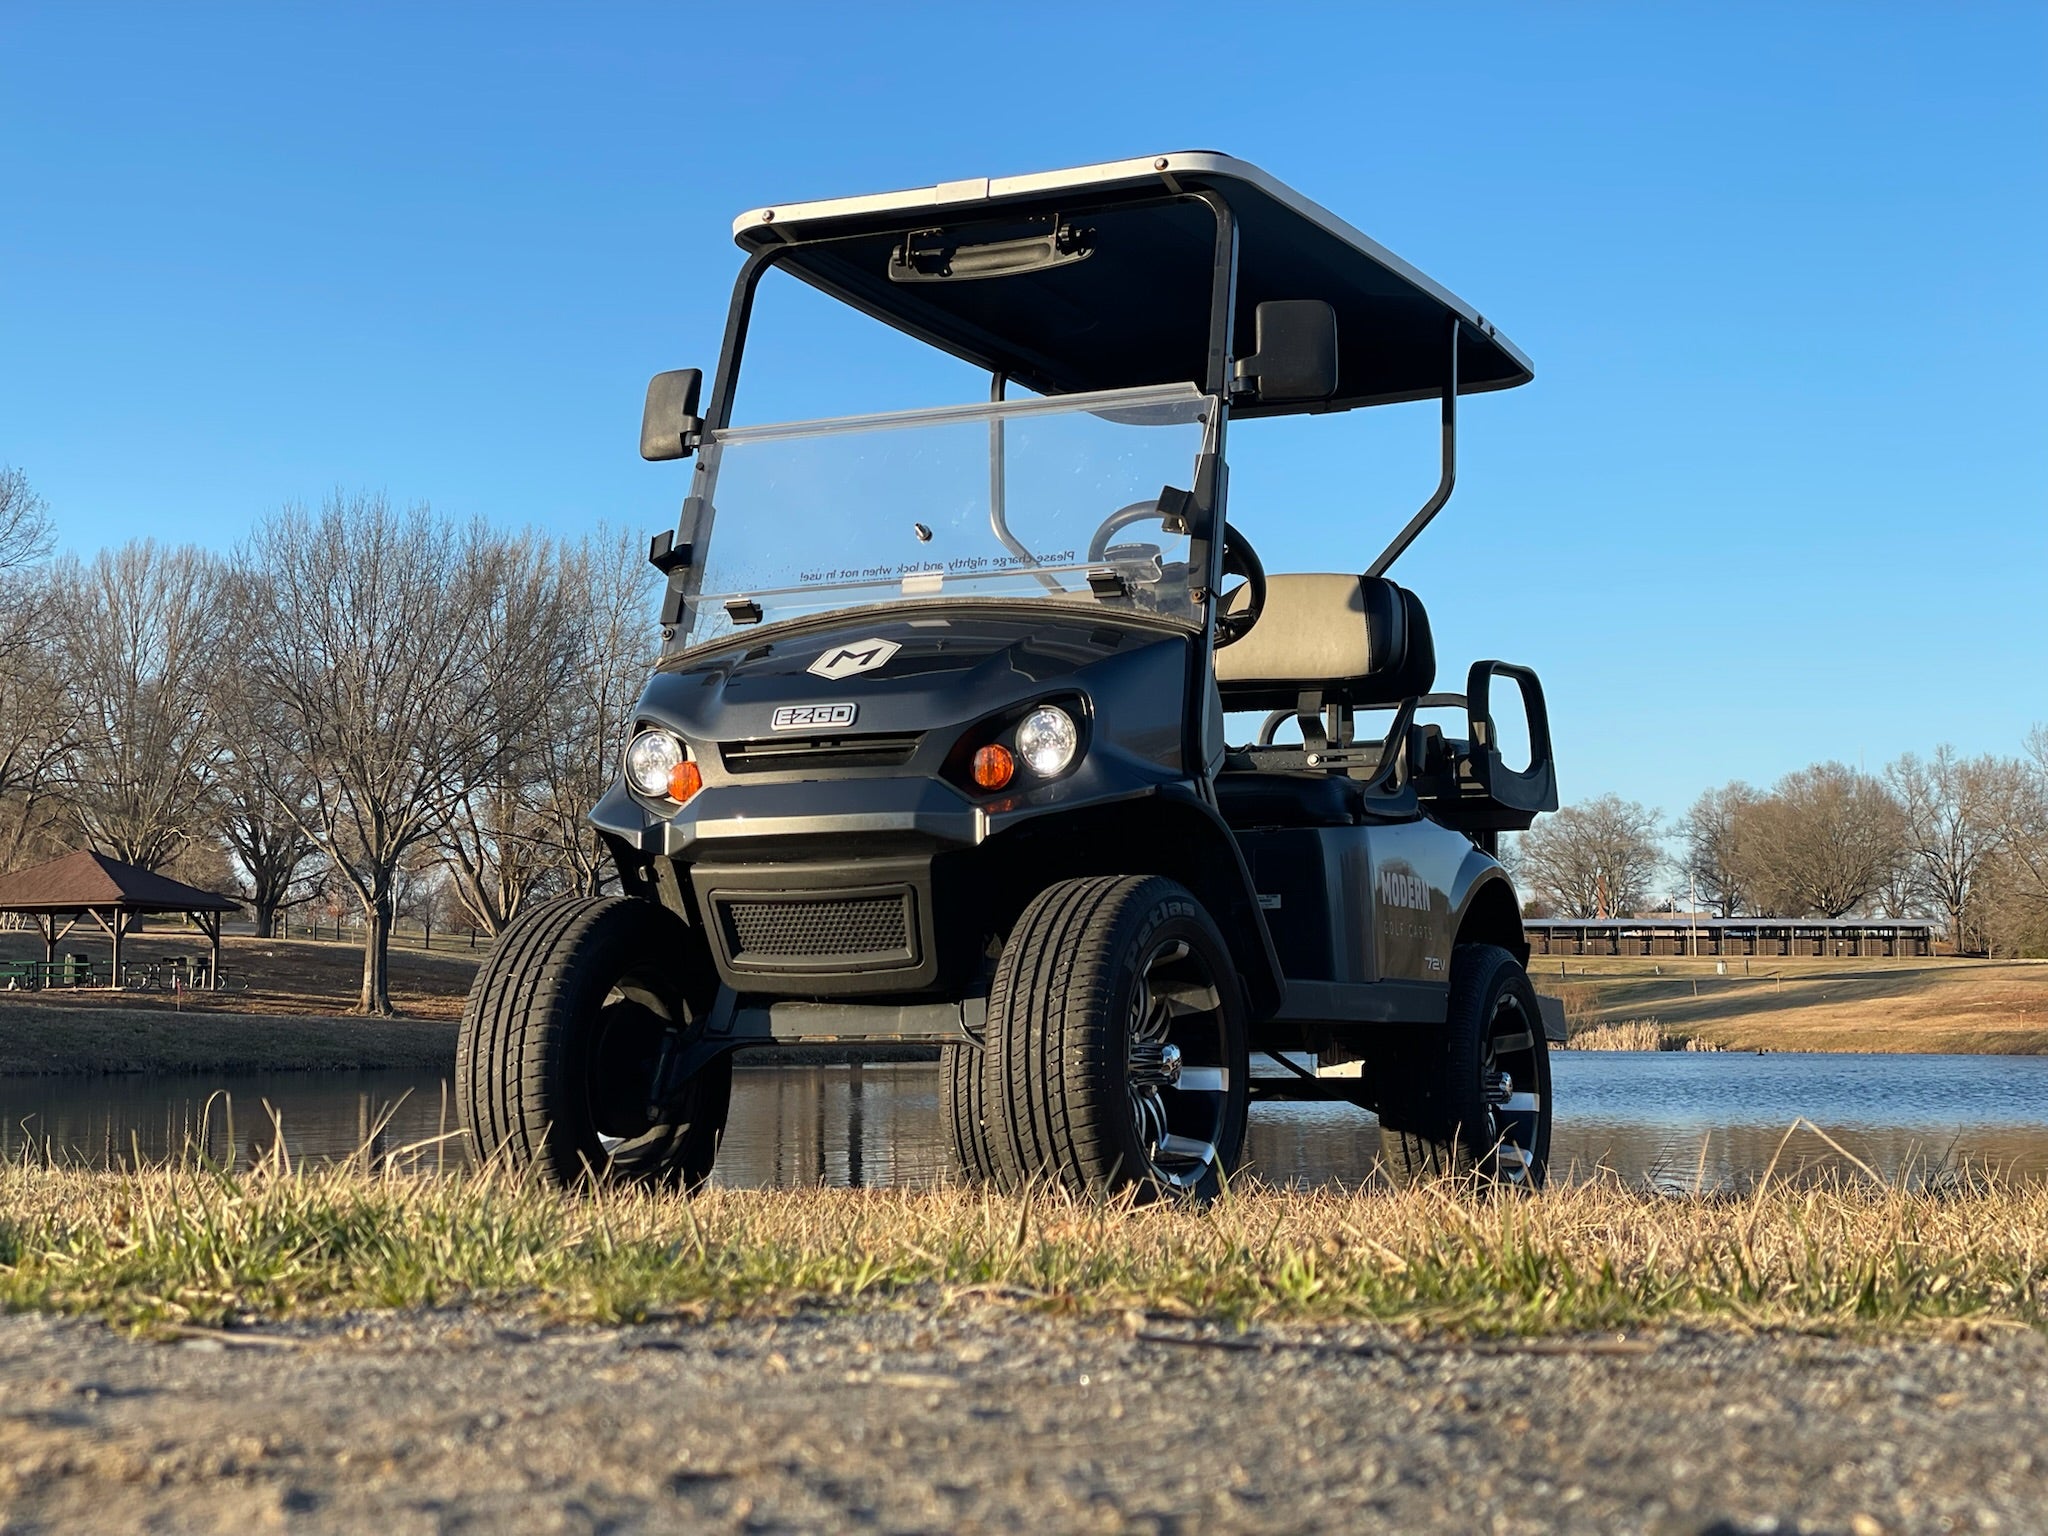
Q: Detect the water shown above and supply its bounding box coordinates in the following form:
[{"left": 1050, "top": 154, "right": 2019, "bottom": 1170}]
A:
[{"left": 4, "top": 1054, "right": 2046, "bottom": 1191}]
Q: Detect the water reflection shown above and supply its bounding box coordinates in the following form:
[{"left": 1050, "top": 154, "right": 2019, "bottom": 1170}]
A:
[{"left": 2, "top": 1054, "right": 2046, "bottom": 1191}]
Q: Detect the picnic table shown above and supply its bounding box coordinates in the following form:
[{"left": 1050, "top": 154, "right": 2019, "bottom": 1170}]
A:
[{"left": 0, "top": 957, "right": 103, "bottom": 990}]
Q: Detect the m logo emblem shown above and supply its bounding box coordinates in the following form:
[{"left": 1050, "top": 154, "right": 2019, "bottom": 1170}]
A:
[{"left": 807, "top": 638, "right": 901, "bottom": 680}]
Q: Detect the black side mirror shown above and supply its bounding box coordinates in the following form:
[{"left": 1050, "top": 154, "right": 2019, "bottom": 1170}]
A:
[
  {"left": 1235, "top": 300, "right": 1338, "bottom": 404},
  {"left": 640, "top": 368, "right": 704, "bottom": 461}
]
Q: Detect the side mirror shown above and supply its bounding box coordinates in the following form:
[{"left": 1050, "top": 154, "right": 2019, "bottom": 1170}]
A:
[
  {"left": 640, "top": 368, "right": 704, "bottom": 461},
  {"left": 1235, "top": 300, "right": 1338, "bottom": 404}
]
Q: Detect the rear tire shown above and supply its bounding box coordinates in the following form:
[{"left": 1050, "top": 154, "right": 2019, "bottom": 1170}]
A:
[
  {"left": 457, "top": 896, "right": 732, "bottom": 1191},
  {"left": 941, "top": 1039, "right": 994, "bottom": 1184},
  {"left": 1376, "top": 943, "right": 1551, "bottom": 1188},
  {"left": 982, "top": 876, "right": 1248, "bottom": 1200}
]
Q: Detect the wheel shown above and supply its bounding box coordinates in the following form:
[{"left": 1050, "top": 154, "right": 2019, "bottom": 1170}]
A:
[
  {"left": 941, "top": 1039, "right": 994, "bottom": 1184},
  {"left": 457, "top": 895, "right": 732, "bottom": 1190},
  {"left": 1375, "top": 943, "right": 1551, "bottom": 1188},
  {"left": 982, "top": 876, "right": 1248, "bottom": 1200}
]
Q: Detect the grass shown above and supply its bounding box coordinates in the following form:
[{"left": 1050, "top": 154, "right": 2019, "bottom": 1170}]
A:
[
  {"left": 1534, "top": 955, "right": 2048, "bottom": 1054},
  {"left": 0, "top": 1000, "right": 457, "bottom": 1075},
  {"left": 1565, "top": 1019, "right": 1726, "bottom": 1051},
  {"left": 1, "top": 1139, "right": 2043, "bottom": 1338}
]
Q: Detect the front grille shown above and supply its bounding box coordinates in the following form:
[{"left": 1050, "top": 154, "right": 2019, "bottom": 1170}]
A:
[
  {"left": 721, "top": 733, "right": 922, "bottom": 775},
  {"left": 715, "top": 889, "right": 918, "bottom": 971}
]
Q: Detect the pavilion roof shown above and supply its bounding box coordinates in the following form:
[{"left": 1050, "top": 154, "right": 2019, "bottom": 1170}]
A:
[{"left": 0, "top": 849, "right": 239, "bottom": 914}]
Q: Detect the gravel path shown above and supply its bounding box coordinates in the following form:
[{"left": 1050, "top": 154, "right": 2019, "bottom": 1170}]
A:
[{"left": 0, "top": 1308, "right": 2042, "bottom": 1534}]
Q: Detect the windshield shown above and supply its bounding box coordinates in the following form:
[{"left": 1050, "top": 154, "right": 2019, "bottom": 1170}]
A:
[{"left": 675, "top": 384, "right": 1215, "bottom": 647}]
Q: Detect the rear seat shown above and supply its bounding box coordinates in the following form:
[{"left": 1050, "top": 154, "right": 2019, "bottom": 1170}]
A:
[{"left": 1211, "top": 572, "right": 1436, "bottom": 830}]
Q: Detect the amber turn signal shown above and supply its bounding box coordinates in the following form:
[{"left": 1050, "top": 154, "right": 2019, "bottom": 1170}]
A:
[
  {"left": 667, "top": 760, "right": 704, "bottom": 803},
  {"left": 971, "top": 743, "right": 1015, "bottom": 790}
]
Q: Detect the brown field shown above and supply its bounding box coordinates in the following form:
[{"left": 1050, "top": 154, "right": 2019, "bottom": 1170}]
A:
[
  {"left": 1537, "top": 955, "right": 2048, "bottom": 1054},
  {"left": 0, "top": 927, "right": 480, "bottom": 1019}
]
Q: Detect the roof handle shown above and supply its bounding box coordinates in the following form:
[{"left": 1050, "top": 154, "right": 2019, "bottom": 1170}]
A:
[{"left": 1364, "top": 315, "right": 1460, "bottom": 579}]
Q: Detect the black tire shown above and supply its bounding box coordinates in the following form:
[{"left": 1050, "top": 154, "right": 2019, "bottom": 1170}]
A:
[
  {"left": 457, "top": 895, "right": 732, "bottom": 1191},
  {"left": 941, "top": 1039, "right": 994, "bottom": 1184},
  {"left": 982, "top": 876, "right": 1249, "bottom": 1200},
  {"left": 1376, "top": 943, "right": 1551, "bottom": 1188}
]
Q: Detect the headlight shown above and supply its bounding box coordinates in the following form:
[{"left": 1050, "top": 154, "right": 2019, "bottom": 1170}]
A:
[
  {"left": 625, "top": 729, "right": 686, "bottom": 797},
  {"left": 1016, "top": 706, "right": 1079, "bottom": 777}
]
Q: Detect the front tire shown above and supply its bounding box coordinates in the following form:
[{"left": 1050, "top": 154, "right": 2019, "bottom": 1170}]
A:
[
  {"left": 457, "top": 896, "right": 732, "bottom": 1190},
  {"left": 1376, "top": 943, "right": 1551, "bottom": 1188},
  {"left": 982, "top": 876, "right": 1249, "bottom": 1200}
]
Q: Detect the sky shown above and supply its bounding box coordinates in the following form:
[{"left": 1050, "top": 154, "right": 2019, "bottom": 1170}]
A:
[{"left": 2, "top": 3, "right": 2043, "bottom": 852}]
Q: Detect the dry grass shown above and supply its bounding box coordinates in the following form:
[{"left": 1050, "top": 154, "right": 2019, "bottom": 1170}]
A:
[
  {"left": 1535, "top": 956, "right": 2048, "bottom": 1054},
  {"left": 1565, "top": 1019, "right": 1726, "bottom": 1051},
  {"left": 1, "top": 1138, "right": 2043, "bottom": 1337}
]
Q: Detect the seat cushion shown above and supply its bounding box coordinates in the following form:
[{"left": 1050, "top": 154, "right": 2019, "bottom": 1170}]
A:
[
  {"left": 1214, "top": 574, "right": 1434, "bottom": 711},
  {"left": 1214, "top": 770, "right": 1360, "bottom": 829}
]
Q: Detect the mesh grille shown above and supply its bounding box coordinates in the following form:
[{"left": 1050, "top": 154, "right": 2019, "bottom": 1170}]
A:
[
  {"left": 720, "top": 894, "right": 911, "bottom": 962},
  {"left": 722, "top": 734, "right": 921, "bottom": 775}
]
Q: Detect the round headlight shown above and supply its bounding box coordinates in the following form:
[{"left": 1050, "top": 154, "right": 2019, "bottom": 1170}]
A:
[
  {"left": 625, "top": 730, "right": 686, "bottom": 797},
  {"left": 1016, "top": 706, "right": 1079, "bottom": 777}
]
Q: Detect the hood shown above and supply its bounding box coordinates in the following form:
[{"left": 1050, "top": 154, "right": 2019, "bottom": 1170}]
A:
[{"left": 637, "top": 609, "right": 1188, "bottom": 746}]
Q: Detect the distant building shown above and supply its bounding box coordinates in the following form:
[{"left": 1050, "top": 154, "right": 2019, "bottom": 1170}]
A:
[{"left": 1522, "top": 916, "right": 1934, "bottom": 959}]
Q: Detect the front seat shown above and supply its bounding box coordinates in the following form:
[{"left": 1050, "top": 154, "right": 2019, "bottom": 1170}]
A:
[{"left": 1210, "top": 574, "right": 1435, "bottom": 829}]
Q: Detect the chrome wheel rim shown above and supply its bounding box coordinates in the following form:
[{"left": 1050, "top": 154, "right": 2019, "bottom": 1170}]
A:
[
  {"left": 1125, "top": 936, "right": 1232, "bottom": 1191},
  {"left": 589, "top": 981, "right": 673, "bottom": 1157},
  {"left": 1481, "top": 992, "right": 1545, "bottom": 1187}
]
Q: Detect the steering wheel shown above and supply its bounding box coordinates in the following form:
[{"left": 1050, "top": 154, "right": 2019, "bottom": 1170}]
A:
[
  {"left": 1087, "top": 499, "right": 1175, "bottom": 563},
  {"left": 1215, "top": 522, "right": 1266, "bottom": 648}
]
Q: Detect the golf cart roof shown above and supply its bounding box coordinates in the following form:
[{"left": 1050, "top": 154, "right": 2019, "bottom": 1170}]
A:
[{"left": 732, "top": 151, "right": 1532, "bottom": 417}]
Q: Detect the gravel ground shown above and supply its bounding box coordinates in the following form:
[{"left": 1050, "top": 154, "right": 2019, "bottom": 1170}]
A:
[{"left": 0, "top": 1308, "right": 2042, "bottom": 1534}]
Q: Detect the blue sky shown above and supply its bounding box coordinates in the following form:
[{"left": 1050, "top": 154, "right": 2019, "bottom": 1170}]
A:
[{"left": 2, "top": 3, "right": 2043, "bottom": 853}]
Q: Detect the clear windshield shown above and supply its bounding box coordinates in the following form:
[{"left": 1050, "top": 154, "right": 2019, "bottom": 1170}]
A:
[{"left": 677, "top": 384, "right": 1215, "bottom": 647}]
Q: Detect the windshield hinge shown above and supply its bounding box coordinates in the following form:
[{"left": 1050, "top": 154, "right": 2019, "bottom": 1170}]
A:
[{"left": 648, "top": 530, "right": 693, "bottom": 574}]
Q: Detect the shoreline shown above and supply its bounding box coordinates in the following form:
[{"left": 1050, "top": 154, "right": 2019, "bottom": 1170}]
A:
[
  {"left": 0, "top": 1002, "right": 949, "bottom": 1076},
  {"left": 4, "top": 953, "right": 2047, "bottom": 1075}
]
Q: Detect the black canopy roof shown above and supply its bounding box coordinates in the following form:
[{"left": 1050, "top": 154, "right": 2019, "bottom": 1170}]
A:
[{"left": 733, "top": 152, "right": 1532, "bottom": 417}]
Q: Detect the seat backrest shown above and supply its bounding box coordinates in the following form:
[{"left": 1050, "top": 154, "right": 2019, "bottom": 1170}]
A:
[{"left": 1214, "top": 573, "right": 1435, "bottom": 710}]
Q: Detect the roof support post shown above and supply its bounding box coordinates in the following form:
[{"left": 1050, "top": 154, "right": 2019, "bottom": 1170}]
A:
[{"left": 1365, "top": 316, "right": 1461, "bottom": 579}]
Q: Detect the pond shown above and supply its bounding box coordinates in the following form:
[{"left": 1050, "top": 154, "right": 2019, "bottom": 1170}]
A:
[{"left": 4, "top": 1054, "right": 2046, "bottom": 1191}]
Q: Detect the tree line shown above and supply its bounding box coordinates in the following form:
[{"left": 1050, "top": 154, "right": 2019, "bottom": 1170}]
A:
[
  {"left": 1511, "top": 748, "right": 2048, "bottom": 956},
  {"left": 1, "top": 467, "right": 658, "bottom": 1012}
]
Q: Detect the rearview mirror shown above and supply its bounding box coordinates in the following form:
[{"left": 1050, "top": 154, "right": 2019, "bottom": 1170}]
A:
[
  {"left": 1236, "top": 300, "right": 1338, "bottom": 404},
  {"left": 640, "top": 368, "right": 704, "bottom": 461}
]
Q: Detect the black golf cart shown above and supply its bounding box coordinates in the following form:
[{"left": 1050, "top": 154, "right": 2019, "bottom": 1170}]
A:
[{"left": 457, "top": 152, "right": 1562, "bottom": 1196}]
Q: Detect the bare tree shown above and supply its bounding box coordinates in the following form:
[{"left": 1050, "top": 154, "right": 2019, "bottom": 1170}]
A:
[
  {"left": 211, "top": 731, "right": 326, "bottom": 938},
  {"left": 1888, "top": 746, "right": 2016, "bottom": 951},
  {"left": 1677, "top": 782, "right": 1762, "bottom": 916},
  {"left": 435, "top": 532, "right": 583, "bottom": 935},
  {"left": 1990, "top": 724, "right": 2048, "bottom": 951},
  {"left": 535, "top": 525, "right": 660, "bottom": 896},
  {"left": 1513, "top": 794, "right": 1664, "bottom": 918},
  {"left": 0, "top": 468, "right": 70, "bottom": 866},
  {"left": 236, "top": 493, "right": 579, "bottom": 1013},
  {"left": 50, "top": 542, "right": 231, "bottom": 870},
  {"left": 1731, "top": 763, "right": 1906, "bottom": 917},
  {"left": 0, "top": 467, "right": 51, "bottom": 582}
]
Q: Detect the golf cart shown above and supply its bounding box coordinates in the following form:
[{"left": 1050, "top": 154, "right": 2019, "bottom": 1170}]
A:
[{"left": 456, "top": 152, "right": 1562, "bottom": 1196}]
